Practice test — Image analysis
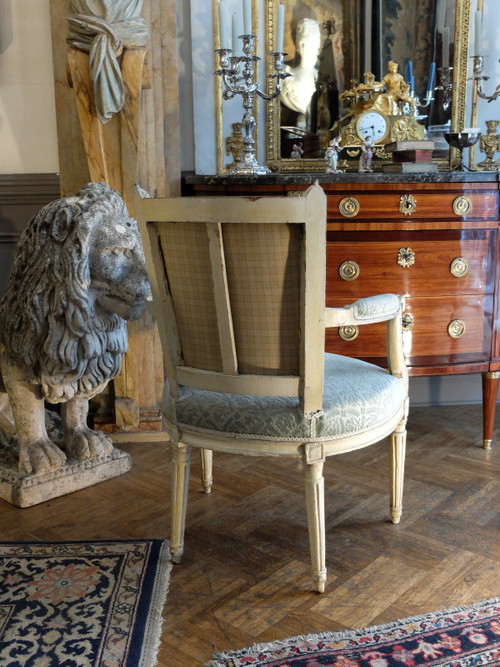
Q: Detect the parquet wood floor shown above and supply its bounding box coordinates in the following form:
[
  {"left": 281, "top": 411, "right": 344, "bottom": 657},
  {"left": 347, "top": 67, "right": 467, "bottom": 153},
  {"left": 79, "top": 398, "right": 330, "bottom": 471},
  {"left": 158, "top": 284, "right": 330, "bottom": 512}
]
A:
[{"left": 0, "top": 404, "right": 499, "bottom": 666}]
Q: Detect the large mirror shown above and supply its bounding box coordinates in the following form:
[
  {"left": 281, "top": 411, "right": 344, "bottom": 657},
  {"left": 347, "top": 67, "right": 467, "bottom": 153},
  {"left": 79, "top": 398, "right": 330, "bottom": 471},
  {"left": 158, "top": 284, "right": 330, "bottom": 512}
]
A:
[{"left": 265, "top": 0, "right": 471, "bottom": 171}]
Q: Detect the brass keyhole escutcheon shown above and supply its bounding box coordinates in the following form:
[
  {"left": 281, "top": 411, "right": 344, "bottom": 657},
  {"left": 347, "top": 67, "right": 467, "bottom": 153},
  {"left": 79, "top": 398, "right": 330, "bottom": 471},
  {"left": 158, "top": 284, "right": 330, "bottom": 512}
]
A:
[
  {"left": 339, "top": 196, "right": 360, "bottom": 218},
  {"left": 452, "top": 195, "right": 472, "bottom": 216},
  {"left": 448, "top": 319, "right": 466, "bottom": 338},
  {"left": 402, "top": 313, "right": 414, "bottom": 331},
  {"left": 397, "top": 247, "right": 415, "bottom": 268},
  {"left": 339, "top": 260, "right": 360, "bottom": 281},
  {"left": 399, "top": 194, "right": 417, "bottom": 216},
  {"left": 339, "top": 325, "right": 359, "bottom": 341},
  {"left": 450, "top": 257, "right": 469, "bottom": 278}
]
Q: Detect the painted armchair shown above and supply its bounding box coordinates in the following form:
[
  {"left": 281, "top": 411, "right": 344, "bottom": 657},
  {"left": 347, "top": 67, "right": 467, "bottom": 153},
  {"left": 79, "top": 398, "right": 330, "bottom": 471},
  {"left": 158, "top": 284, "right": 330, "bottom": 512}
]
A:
[{"left": 134, "top": 182, "right": 408, "bottom": 592}]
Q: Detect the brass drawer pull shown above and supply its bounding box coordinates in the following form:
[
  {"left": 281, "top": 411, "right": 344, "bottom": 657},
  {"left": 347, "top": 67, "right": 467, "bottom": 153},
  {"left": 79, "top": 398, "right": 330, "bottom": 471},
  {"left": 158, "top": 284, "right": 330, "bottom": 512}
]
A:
[
  {"left": 339, "top": 325, "right": 359, "bottom": 341},
  {"left": 448, "top": 319, "right": 466, "bottom": 338},
  {"left": 339, "top": 260, "right": 360, "bottom": 281},
  {"left": 397, "top": 247, "right": 415, "bottom": 268},
  {"left": 339, "top": 196, "right": 360, "bottom": 218},
  {"left": 450, "top": 257, "right": 469, "bottom": 278},
  {"left": 453, "top": 195, "right": 472, "bottom": 216},
  {"left": 399, "top": 194, "right": 417, "bottom": 216},
  {"left": 402, "top": 313, "right": 414, "bottom": 331}
]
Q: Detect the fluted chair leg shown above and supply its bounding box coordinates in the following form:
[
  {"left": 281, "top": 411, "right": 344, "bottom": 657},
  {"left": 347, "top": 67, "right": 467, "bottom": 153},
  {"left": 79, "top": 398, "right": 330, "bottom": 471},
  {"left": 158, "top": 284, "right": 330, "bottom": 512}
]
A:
[
  {"left": 200, "top": 449, "right": 213, "bottom": 494},
  {"left": 304, "top": 454, "right": 327, "bottom": 593},
  {"left": 389, "top": 417, "right": 407, "bottom": 524},
  {"left": 170, "top": 441, "right": 192, "bottom": 563}
]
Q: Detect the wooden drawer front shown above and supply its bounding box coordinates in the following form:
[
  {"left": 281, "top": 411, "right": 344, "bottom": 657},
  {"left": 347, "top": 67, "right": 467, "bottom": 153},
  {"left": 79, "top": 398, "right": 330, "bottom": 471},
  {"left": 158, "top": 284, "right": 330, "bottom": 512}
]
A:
[
  {"left": 328, "top": 191, "right": 498, "bottom": 221},
  {"left": 326, "top": 235, "right": 493, "bottom": 299},
  {"left": 325, "top": 295, "right": 493, "bottom": 366}
]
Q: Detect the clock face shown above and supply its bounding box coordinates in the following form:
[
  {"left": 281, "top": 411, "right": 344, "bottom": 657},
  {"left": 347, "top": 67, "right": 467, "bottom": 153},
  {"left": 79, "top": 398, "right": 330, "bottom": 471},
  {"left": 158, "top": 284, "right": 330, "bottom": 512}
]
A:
[{"left": 356, "top": 111, "right": 389, "bottom": 144}]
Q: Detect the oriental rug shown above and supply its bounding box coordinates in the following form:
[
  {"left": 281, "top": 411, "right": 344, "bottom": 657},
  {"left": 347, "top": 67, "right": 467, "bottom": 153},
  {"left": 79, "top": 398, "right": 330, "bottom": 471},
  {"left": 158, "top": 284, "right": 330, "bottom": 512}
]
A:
[
  {"left": 207, "top": 597, "right": 500, "bottom": 666},
  {"left": 0, "top": 540, "right": 171, "bottom": 666}
]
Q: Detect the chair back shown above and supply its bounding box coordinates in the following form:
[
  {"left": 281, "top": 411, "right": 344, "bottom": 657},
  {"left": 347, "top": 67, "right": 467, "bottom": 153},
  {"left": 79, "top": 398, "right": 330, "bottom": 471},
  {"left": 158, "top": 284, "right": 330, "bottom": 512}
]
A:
[{"left": 134, "top": 182, "right": 327, "bottom": 415}]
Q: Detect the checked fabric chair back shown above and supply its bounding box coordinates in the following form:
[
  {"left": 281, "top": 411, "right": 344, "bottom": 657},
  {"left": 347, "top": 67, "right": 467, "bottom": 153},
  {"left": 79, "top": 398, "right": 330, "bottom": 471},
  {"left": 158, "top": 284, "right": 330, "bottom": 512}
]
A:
[{"left": 134, "top": 182, "right": 409, "bottom": 592}]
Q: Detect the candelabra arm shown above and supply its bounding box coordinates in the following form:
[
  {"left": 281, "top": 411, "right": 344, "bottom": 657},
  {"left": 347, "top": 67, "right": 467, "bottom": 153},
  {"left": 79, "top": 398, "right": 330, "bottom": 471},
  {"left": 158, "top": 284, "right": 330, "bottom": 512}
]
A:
[
  {"left": 417, "top": 92, "right": 434, "bottom": 110},
  {"left": 222, "top": 72, "right": 258, "bottom": 97},
  {"left": 470, "top": 55, "right": 499, "bottom": 102},
  {"left": 256, "top": 74, "right": 291, "bottom": 101},
  {"left": 477, "top": 80, "right": 500, "bottom": 102}
]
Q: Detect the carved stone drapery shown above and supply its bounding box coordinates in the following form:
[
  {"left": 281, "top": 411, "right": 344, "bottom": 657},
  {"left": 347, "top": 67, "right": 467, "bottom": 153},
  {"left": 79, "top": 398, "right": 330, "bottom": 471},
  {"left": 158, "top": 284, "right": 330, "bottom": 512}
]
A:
[{"left": 67, "top": 0, "right": 148, "bottom": 123}]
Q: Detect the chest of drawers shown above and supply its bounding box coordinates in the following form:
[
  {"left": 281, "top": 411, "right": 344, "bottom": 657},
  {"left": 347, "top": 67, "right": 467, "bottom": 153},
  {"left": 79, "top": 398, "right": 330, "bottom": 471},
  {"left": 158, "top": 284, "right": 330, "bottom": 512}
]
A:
[{"left": 183, "top": 173, "right": 500, "bottom": 448}]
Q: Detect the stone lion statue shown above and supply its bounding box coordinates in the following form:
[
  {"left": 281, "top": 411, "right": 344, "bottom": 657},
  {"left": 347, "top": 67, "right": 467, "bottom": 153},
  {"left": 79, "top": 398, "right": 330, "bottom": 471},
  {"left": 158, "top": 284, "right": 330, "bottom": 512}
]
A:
[{"left": 0, "top": 182, "right": 149, "bottom": 475}]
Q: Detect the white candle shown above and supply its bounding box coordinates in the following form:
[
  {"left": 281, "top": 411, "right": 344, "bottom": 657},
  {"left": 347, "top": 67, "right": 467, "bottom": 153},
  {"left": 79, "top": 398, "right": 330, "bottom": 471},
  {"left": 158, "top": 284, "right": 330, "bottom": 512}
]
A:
[
  {"left": 442, "top": 26, "right": 449, "bottom": 68},
  {"left": 436, "top": 0, "right": 446, "bottom": 32},
  {"left": 243, "top": 0, "right": 252, "bottom": 34},
  {"left": 232, "top": 12, "right": 239, "bottom": 53},
  {"left": 474, "top": 10, "right": 482, "bottom": 56},
  {"left": 218, "top": 1, "right": 228, "bottom": 49},
  {"left": 276, "top": 4, "right": 285, "bottom": 52}
]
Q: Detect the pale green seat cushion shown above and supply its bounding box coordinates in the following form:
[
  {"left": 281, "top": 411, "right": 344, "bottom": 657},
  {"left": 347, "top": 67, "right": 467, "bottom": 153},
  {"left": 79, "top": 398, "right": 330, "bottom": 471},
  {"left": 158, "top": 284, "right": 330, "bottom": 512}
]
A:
[{"left": 163, "top": 353, "right": 406, "bottom": 442}]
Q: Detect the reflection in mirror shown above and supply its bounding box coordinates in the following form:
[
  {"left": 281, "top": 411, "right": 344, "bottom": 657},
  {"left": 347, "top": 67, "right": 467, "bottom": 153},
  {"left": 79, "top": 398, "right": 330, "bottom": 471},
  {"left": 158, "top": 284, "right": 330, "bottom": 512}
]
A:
[
  {"left": 266, "top": 0, "right": 471, "bottom": 171},
  {"left": 281, "top": 18, "right": 322, "bottom": 125}
]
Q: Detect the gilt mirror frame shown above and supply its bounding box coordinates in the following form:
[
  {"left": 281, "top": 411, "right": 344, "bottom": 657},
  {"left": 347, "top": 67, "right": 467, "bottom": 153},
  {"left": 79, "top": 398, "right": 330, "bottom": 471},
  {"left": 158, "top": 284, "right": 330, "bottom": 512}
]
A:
[{"left": 265, "top": 0, "right": 471, "bottom": 172}]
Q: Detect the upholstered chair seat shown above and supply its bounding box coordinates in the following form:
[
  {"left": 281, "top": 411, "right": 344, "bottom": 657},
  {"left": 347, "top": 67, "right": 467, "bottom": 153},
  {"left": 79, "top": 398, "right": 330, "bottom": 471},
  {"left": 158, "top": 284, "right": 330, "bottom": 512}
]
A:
[{"left": 164, "top": 353, "right": 407, "bottom": 446}]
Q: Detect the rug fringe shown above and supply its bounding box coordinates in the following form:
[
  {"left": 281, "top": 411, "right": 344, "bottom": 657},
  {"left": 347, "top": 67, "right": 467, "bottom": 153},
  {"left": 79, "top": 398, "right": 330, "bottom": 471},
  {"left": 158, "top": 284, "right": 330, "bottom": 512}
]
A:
[
  {"left": 139, "top": 540, "right": 172, "bottom": 667},
  {"left": 204, "top": 596, "right": 500, "bottom": 667}
]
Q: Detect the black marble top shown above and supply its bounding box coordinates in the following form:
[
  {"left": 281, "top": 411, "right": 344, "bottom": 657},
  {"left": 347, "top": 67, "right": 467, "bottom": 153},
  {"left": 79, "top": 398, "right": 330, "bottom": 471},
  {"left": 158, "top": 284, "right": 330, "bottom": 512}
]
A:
[{"left": 183, "top": 171, "right": 499, "bottom": 186}]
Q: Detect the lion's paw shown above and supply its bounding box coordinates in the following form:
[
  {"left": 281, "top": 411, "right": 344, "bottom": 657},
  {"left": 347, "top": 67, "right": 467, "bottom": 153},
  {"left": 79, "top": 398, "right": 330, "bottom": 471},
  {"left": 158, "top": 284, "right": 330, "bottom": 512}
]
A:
[
  {"left": 19, "top": 440, "right": 67, "bottom": 475},
  {"left": 65, "top": 428, "right": 114, "bottom": 460}
]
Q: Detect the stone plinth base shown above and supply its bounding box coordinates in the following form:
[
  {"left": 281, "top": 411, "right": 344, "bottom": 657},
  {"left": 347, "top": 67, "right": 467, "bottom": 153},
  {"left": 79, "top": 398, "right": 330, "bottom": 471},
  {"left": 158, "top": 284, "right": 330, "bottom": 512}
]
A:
[{"left": 0, "top": 448, "right": 131, "bottom": 508}]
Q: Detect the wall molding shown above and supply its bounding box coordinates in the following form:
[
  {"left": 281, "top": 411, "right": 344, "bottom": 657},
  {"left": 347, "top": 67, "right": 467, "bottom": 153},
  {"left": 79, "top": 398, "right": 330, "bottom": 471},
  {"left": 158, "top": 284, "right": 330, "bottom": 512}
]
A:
[
  {"left": 0, "top": 173, "right": 61, "bottom": 295},
  {"left": 0, "top": 173, "right": 60, "bottom": 206}
]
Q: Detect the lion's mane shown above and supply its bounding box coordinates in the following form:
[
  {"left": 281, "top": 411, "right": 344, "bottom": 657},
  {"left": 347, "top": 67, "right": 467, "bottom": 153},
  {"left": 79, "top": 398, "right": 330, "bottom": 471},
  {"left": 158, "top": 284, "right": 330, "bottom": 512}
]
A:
[{"left": 0, "top": 183, "right": 132, "bottom": 403}]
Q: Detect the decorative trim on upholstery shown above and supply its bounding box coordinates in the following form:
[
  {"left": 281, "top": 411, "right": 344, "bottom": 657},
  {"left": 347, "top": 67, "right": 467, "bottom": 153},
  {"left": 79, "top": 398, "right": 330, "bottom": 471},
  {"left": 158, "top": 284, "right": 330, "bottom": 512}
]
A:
[{"left": 162, "top": 354, "right": 407, "bottom": 443}]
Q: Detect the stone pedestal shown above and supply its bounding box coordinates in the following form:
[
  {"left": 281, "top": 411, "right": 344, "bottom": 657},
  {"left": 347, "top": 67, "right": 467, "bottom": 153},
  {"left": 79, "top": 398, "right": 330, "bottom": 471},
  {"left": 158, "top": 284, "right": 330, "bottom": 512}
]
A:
[{"left": 0, "top": 448, "right": 131, "bottom": 508}]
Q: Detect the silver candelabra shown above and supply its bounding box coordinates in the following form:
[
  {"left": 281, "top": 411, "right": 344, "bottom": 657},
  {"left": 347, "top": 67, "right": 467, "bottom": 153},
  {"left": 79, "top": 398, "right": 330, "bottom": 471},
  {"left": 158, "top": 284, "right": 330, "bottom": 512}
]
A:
[
  {"left": 215, "top": 34, "right": 290, "bottom": 175},
  {"left": 435, "top": 67, "right": 453, "bottom": 110},
  {"left": 471, "top": 55, "right": 500, "bottom": 102}
]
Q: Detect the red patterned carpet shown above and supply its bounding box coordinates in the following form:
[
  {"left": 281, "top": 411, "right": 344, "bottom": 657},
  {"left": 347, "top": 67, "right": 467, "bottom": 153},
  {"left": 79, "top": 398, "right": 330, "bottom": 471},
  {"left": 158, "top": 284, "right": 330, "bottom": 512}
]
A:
[{"left": 206, "top": 597, "right": 500, "bottom": 666}]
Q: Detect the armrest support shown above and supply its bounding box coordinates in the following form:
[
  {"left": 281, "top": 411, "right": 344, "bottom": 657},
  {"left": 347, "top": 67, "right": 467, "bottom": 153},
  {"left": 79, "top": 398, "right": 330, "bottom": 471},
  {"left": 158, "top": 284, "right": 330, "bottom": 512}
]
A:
[{"left": 325, "top": 294, "right": 408, "bottom": 389}]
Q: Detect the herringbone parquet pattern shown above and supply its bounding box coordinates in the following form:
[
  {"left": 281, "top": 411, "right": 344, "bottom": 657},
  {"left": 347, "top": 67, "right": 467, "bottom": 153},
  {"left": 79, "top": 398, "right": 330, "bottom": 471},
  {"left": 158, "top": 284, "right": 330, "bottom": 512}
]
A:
[{"left": 0, "top": 404, "right": 498, "bottom": 666}]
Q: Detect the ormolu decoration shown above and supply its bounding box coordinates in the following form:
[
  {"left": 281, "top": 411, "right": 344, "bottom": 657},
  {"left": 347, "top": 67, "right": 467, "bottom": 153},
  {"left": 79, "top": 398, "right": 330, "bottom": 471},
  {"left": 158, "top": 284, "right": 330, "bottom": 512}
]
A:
[
  {"left": 477, "top": 120, "right": 500, "bottom": 170},
  {"left": 397, "top": 247, "right": 415, "bottom": 268},
  {"left": 399, "top": 194, "right": 417, "bottom": 216},
  {"left": 450, "top": 257, "right": 469, "bottom": 277},
  {"left": 225, "top": 122, "right": 244, "bottom": 169},
  {"left": 339, "top": 325, "right": 359, "bottom": 341},
  {"left": 452, "top": 195, "right": 472, "bottom": 216},
  {"left": 339, "top": 260, "right": 360, "bottom": 281},
  {"left": 448, "top": 319, "right": 466, "bottom": 338},
  {"left": 401, "top": 313, "right": 414, "bottom": 332},
  {"left": 339, "top": 196, "right": 360, "bottom": 218}
]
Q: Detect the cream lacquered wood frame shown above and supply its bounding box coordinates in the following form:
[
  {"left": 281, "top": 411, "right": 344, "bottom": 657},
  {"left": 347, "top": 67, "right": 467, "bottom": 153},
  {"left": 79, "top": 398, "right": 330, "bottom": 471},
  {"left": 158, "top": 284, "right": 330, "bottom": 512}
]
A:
[{"left": 265, "top": 0, "right": 472, "bottom": 172}]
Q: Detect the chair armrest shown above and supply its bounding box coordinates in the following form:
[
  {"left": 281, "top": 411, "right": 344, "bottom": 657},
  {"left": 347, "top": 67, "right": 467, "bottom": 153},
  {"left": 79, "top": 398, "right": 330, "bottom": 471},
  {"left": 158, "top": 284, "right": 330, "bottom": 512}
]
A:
[
  {"left": 324, "top": 293, "right": 404, "bottom": 327},
  {"left": 325, "top": 294, "right": 407, "bottom": 388}
]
